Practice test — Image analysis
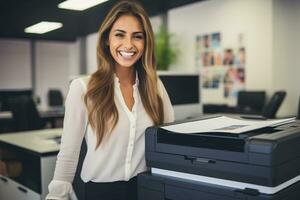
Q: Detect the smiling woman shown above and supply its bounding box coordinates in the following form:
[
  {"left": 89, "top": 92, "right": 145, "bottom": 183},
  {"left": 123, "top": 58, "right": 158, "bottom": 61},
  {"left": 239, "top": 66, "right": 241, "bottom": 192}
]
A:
[{"left": 46, "top": 1, "right": 174, "bottom": 200}]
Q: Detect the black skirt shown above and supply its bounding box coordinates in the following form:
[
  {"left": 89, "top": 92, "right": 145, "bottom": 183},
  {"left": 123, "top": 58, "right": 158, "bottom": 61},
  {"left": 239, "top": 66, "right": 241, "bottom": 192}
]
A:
[{"left": 85, "top": 176, "right": 137, "bottom": 200}]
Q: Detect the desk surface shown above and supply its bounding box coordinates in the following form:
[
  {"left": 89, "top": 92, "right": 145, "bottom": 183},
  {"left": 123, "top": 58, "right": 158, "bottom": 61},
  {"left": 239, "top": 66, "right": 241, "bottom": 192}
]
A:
[
  {"left": 0, "top": 109, "right": 64, "bottom": 119},
  {"left": 0, "top": 128, "right": 62, "bottom": 154},
  {"left": 39, "top": 109, "right": 64, "bottom": 119}
]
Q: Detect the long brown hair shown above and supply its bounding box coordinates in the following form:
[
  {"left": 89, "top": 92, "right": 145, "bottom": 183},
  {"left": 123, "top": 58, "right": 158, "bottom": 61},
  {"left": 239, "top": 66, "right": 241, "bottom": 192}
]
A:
[{"left": 84, "top": 0, "right": 164, "bottom": 148}]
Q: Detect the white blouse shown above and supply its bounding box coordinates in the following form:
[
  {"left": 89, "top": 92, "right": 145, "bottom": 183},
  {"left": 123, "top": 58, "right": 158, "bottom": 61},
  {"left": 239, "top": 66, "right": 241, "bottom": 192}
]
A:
[{"left": 46, "top": 74, "right": 174, "bottom": 200}]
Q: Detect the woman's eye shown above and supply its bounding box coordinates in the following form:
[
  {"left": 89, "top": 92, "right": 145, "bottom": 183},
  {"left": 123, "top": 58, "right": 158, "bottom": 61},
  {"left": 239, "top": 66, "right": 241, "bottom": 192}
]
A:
[
  {"left": 133, "top": 35, "right": 144, "bottom": 40},
  {"left": 115, "top": 33, "right": 124, "bottom": 37}
]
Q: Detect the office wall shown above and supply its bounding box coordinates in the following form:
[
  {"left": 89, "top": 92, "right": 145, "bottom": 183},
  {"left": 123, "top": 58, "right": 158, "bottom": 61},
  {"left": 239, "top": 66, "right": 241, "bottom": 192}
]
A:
[
  {"left": 69, "top": 40, "right": 81, "bottom": 79},
  {"left": 0, "top": 39, "right": 31, "bottom": 89},
  {"left": 35, "top": 41, "right": 80, "bottom": 110},
  {"left": 167, "top": 0, "right": 300, "bottom": 117},
  {"left": 273, "top": 0, "right": 300, "bottom": 116},
  {"left": 168, "top": 0, "right": 273, "bottom": 105},
  {"left": 0, "top": 39, "right": 80, "bottom": 109},
  {"left": 86, "top": 33, "right": 98, "bottom": 74}
]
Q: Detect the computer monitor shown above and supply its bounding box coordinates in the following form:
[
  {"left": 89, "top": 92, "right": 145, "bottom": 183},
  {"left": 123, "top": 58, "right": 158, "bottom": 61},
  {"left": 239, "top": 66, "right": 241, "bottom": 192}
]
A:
[
  {"left": 237, "top": 91, "right": 266, "bottom": 114},
  {"left": 159, "top": 72, "right": 201, "bottom": 120}
]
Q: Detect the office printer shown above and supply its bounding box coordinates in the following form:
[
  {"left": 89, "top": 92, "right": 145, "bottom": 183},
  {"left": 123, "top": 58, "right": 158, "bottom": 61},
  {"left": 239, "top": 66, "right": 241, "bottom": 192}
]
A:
[{"left": 144, "top": 116, "right": 300, "bottom": 196}]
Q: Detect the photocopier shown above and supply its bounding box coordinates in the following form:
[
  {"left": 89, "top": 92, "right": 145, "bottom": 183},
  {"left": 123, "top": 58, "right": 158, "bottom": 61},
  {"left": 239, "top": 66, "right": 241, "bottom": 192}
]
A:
[{"left": 138, "top": 116, "right": 300, "bottom": 200}]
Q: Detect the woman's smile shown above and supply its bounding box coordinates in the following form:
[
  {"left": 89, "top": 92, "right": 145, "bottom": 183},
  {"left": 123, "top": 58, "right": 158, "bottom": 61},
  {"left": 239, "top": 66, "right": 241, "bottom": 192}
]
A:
[{"left": 118, "top": 50, "right": 136, "bottom": 60}]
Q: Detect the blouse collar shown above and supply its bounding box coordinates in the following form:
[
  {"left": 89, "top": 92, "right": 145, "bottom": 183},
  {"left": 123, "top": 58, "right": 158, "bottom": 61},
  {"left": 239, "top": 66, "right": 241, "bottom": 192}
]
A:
[{"left": 114, "top": 71, "right": 139, "bottom": 87}]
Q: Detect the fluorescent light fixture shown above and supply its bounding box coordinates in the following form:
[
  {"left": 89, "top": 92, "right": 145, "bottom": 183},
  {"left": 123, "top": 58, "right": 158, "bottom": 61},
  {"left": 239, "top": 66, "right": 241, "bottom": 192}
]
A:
[
  {"left": 24, "top": 21, "right": 63, "bottom": 34},
  {"left": 58, "top": 0, "right": 108, "bottom": 11}
]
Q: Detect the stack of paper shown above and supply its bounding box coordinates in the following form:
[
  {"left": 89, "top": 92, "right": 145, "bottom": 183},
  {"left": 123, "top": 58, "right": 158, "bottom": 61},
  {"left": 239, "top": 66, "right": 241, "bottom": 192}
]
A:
[{"left": 162, "top": 116, "right": 295, "bottom": 134}]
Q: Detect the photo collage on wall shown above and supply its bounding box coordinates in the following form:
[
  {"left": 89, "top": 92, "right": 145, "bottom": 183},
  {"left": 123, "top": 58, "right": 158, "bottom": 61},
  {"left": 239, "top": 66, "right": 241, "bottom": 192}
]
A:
[{"left": 196, "top": 32, "right": 246, "bottom": 99}]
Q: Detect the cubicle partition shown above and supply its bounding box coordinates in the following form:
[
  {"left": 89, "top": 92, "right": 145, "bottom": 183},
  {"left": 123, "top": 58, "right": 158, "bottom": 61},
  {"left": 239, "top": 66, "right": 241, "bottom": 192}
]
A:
[{"left": 0, "top": 90, "right": 33, "bottom": 111}]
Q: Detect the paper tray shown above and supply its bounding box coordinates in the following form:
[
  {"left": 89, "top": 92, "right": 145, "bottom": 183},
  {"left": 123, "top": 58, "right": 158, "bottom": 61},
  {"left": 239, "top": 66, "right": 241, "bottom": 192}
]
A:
[{"left": 138, "top": 172, "right": 300, "bottom": 200}]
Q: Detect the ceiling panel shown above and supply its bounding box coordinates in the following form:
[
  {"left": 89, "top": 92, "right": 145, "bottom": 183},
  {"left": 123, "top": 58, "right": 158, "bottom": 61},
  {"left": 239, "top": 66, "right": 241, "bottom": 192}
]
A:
[{"left": 0, "top": 0, "right": 204, "bottom": 41}]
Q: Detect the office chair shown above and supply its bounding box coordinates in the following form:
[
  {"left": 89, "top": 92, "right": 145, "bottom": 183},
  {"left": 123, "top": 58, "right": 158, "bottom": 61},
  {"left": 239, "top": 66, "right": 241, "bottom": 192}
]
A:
[
  {"left": 261, "top": 91, "right": 286, "bottom": 119},
  {"left": 240, "top": 91, "right": 286, "bottom": 120},
  {"left": 48, "top": 89, "right": 64, "bottom": 107},
  {"left": 8, "top": 96, "right": 46, "bottom": 132}
]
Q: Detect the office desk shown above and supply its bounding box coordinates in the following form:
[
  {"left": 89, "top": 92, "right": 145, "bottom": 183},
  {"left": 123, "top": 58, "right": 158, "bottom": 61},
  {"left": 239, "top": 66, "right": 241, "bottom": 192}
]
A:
[
  {"left": 0, "top": 109, "right": 64, "bottom": 131},
  {"left": 0, "top": 128, "right": 62, "bottom": 200}
]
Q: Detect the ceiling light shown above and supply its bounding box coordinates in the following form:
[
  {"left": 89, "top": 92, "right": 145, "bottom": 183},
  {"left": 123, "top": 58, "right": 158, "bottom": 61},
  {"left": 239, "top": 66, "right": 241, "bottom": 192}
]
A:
[
  {"left": 58, "top": 0, "right": 108, "bottom": 11},
  {"left": 24, "top": 21, "right": 63, "bottom": 34}
]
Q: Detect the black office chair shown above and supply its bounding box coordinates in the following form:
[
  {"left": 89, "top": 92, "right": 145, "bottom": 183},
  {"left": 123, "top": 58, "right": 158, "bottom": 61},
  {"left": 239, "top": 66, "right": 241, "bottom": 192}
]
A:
[
  {"left": 8, "top": 96, "right": 46, "bottom": 132},
  {"left": 48, "top": 89, "right": 64, "bottom": 107},
  {"left": 261, "top": 91, "right": 286, "bottom": 119}
]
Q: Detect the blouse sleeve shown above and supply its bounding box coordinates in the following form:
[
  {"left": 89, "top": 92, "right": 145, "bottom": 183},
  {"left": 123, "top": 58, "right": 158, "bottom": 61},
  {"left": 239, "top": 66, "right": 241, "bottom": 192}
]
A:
[
  {"left": 46, "top": 78, "right": 88, "bottom": 200},
  {"left": 158, "top": 79, "right": 175, "bottom": 123}
]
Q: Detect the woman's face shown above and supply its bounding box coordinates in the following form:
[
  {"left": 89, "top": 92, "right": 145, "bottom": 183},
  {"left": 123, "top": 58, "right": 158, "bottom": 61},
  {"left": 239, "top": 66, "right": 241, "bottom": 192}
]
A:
[{"left": 108, "top": 14, "right": 145, "bottom": 69}]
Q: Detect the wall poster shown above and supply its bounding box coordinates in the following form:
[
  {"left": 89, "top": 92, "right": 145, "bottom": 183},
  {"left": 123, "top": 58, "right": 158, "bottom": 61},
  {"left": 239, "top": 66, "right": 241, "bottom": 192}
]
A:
[{"left": 196, "top": 32, "right": 246, "bottom": 102}]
